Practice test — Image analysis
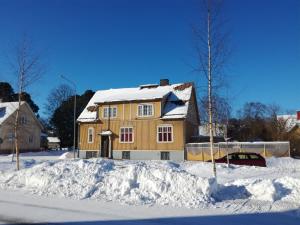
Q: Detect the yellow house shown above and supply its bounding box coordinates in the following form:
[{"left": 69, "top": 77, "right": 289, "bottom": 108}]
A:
[
  {"left": 77, "top": 79, "right": 199, "bottom": 160},
  {"left": 0, "top": 101, "right": 43, "bottom": 154}
]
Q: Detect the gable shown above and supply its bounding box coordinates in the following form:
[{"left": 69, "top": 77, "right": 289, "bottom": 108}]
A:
[
  {"left": 0, "top": 101, "right": 43, "bottom": 130},
  {"left": 0, "top": 102, "right": 20, "bottom": 125}
]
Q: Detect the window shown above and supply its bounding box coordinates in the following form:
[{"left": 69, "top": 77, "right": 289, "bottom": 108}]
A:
[
  {"left": 86, "top": 151, "right": 97, "bottom": 159},
  {"left": 20, "top": 116, "right": 27, "bottom": 125},
  {"left": 157, "top": 125, "right": 173, "bottom": 142},
  {"left": 7, "top": 133, "right": 14, "bottom": 142},
  {"left": 120, "top": 127, "right": 134, "bottom": 143},
  {"left": 249, "top": 154, "right": 260, "bottom": 159},
  {"left": 137, "top": 104, "right": 153, "bottom": 117},
  {"left": 161, "top": 152, "right": 170, "bottom": 160},
  {"left": 122, "top": 151, "right": 130, "bottom": 159},
  {"left": 103, "top": 106, "right": 117, "bottom": 118},
  {"left": 28, "top": 135, "right": 34, "bottom": 144},
  {"left": 88, "top": 127, "right": 94, "bottom": 143},
  {"left": 238, "top": 154, "right": 248, "bottom": 160}
]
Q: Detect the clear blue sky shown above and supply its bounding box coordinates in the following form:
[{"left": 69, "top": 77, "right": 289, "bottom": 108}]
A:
[{"left": 0, "top": 0, "right": 299, "bottom": 117}]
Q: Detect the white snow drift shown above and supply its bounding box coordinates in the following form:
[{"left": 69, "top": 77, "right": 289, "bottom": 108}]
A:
[{"left": 0, "top": 154, "right": 300, "bottom": 212}]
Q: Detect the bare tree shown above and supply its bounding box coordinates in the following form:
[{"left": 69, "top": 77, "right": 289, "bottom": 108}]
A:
[
  {"left": 10, "top": 36, "right": 45, "bottom": 170},
  {"left": 193, "top": 0, "right": 231, "bottom": 178},
  {"left": 44, "top": 84, "right": 73, "bottom": 117}
]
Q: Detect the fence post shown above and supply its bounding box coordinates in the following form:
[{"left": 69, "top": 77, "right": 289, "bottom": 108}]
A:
[
  {"left": 201, "top": 147, "right": 204, "bottom": 161},
  {"left": 218, "top": 144, "right": 220, "bottom": 159},
  {"left": 263, "top": 144, "right": 266, "bottom": 157}
]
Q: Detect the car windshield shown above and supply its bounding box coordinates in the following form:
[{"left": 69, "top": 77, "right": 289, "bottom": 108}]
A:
[
  {"left": 228, "top": 153, "right": 261, "bottom": 160},
  {"left": 248, "top": 154, "right": 260, "bottom": 159}
]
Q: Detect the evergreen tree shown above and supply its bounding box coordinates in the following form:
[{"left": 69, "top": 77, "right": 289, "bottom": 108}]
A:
[
  {"left": 50, "top": 90, "right": 94, "bottom": 148},
  {"left": 0, "top": 82, "right": 39, "bottom": 113}
]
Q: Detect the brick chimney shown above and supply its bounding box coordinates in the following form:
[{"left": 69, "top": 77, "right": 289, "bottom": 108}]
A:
[
  {"left": 160, "top": 79, "right": 169, "bottom": 86},
  {"left": 297, "top": 111, "right": 300, "bottom": 121}
]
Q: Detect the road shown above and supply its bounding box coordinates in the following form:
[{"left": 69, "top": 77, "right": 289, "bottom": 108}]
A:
[{"left": 0, "top": 189, "right": 299, "bottom": 225}]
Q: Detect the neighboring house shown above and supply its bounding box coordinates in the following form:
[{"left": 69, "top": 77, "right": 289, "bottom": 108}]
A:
[
  {"left": 77, "top": 79, "right": 200, "bottom": 160},
  {"left": 189, "top": 123, "right": 226, "bottom": 143},
  {"left": 277, "top": 111, "right": 300, "bottom": 157},
  {"left": 47, "top": 137, "right": 61, "bottom": 150},
  {"left": 277, "top": 112, "right": 300, "bottom": 132},
  {"left": 0, "top": 101, "right": 43, "bottom": 154},
  {"left": 198, "top": 123, "right": 226, "bottom": 137}
]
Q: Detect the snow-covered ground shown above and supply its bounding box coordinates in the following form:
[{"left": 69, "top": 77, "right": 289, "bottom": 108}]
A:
[{"left": 0, "top": 151, "right": 299, "bottom": 224}]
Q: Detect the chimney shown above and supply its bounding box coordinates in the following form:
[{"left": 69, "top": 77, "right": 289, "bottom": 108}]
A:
[
  {"left": 297, "top": 111, "right": 300, "bottom": 121},
  {"left": 160, "top": 79, "right": 169, "bottom": 86}
]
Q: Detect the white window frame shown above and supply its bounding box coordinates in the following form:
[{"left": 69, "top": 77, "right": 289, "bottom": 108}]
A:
[
  {"left": 7, "top": 132, "right": 14, "bottom": 142},
  {"left": 157, "top": 124, "right": 173, "bottom": 143},
  {"left": 102, "top": 106, "right": 117, "bottom": 119},
  {"left": 119, "top": 127, "right": 134, "bottom": 143},
  {"left": 87, "top": 127, "right": 94, "bottom": 144},
  {"left": 28, "top": 135, "right": 34, "bottom": 144},
  {"left": 20, "top": 115, "right": 27, "bottom": 125},
  {"left": 137, "top": 103, "right": 154, "bottom": 117}
]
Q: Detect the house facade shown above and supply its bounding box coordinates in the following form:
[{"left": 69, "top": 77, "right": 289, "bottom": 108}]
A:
[
  {"left": 0, "top": 101, "right": 43, "bottom": 154},
  {"left": 77, "top": 80, "right": 200, "bottom": 160}
]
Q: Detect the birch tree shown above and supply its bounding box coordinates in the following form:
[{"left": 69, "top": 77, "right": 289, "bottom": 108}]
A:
[
  {"left": 193, "top": 0, "right": 231, "bottom": 178},
  {"left": 10, "top": 37, "right": 44, "bottom": 170}
]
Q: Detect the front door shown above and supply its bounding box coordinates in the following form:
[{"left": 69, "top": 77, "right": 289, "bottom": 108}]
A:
[{"left": 101, "top": 136, "right": 109, "bottom": 157}]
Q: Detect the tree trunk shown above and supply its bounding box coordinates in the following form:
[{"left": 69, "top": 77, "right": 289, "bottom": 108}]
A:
[
  {"left": 207, "top": 1, "right": 216, "bottom": 178},
  {"left": 14, "top": 94, "right": 21, "bottom": 170}
]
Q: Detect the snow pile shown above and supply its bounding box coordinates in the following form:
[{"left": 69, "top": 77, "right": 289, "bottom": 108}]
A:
[
  {"left": 58, "top": 151, "right": 74, "bottom": 159},
  {"left": 0, "top": 156, "right": 299, "bottom": 210},
  {"left": 0, "top": 160, "right": 217, "bottom": 208}
]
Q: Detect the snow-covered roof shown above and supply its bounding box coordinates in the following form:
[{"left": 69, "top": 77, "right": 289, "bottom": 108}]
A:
[
  {"left": 77, "top": 83, "right": 193, "bottom": 122},
  {"left": 277, "top": 114, "right": 299, "bottom": 132},
  {"left": 0, "top": 102, "right": 25, "bottom": 125},
  {"left": 47, "top": 137, "right": 61, "bottom": 143},
  {"left": 99, "top": 130, "right": 113, "bottom": 136}
]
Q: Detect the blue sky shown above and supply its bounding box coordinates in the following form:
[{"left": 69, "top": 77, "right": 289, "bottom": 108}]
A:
[{"left": 0, "top": 0, "right": 299, "bottom": 117}]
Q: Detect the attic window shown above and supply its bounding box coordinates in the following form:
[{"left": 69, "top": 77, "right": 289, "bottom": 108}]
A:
[
  {"left": 138, "top": 104, "right": 153, "bottom": 117},
  {"left": 20, "top": 116, "right": 28, "bottom": 125},
  {"left": 0, "top": 107, "right": 5, "bottom": 118},
  {"left": 103, "top": 106, "right": 117, "bottom": 118}
]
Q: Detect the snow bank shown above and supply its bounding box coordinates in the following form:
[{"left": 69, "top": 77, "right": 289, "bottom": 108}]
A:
[
  {"left": 0, "top": 159, "right": 217, "bottom": 208},
  {"left": 58, "top": 151, "right": 74, "bottom": 159},
  {"left": 0, "top": 156, "right": 299, "bottom": 210}
]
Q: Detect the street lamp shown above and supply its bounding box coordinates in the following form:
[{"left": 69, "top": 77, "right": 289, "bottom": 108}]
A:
[{"left": 61, "top": 75, "right": 77, "bottom": 159}]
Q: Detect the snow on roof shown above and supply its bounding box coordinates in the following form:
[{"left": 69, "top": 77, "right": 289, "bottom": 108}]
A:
[
  {"left": 161, "top": 102, "right": 189, "bottom": 119},
  {"left": 47, "top": 137, "right": 61, "bottom": 143},
  {"left": 99, "top": 130, "right": 113, "bottom": 136},
  {"left": 0, "top": 102, "right": 25, "bottom": 125},
  {"left": 77, "top": 83, "right": 193, "bottom": 122},
  {"left": 277, "top": 114, "right": 299, "bottom": 132}
]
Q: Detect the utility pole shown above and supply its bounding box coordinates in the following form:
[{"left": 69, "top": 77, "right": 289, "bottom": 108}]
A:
[{"left": 61, "top": 75, "right": 77, "bottom": 159}]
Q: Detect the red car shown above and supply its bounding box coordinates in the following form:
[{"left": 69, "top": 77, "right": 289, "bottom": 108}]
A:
[{"left": 211, "top": 152, "right": 266, "bottom": 167}]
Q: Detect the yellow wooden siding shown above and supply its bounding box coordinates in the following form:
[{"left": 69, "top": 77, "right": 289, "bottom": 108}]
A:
[
  {"left": 79, "top": 119, "right": 184, "bottom": 151},
  {"left": 79, "top": 123, "right": 101, "bottom": 150}
]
